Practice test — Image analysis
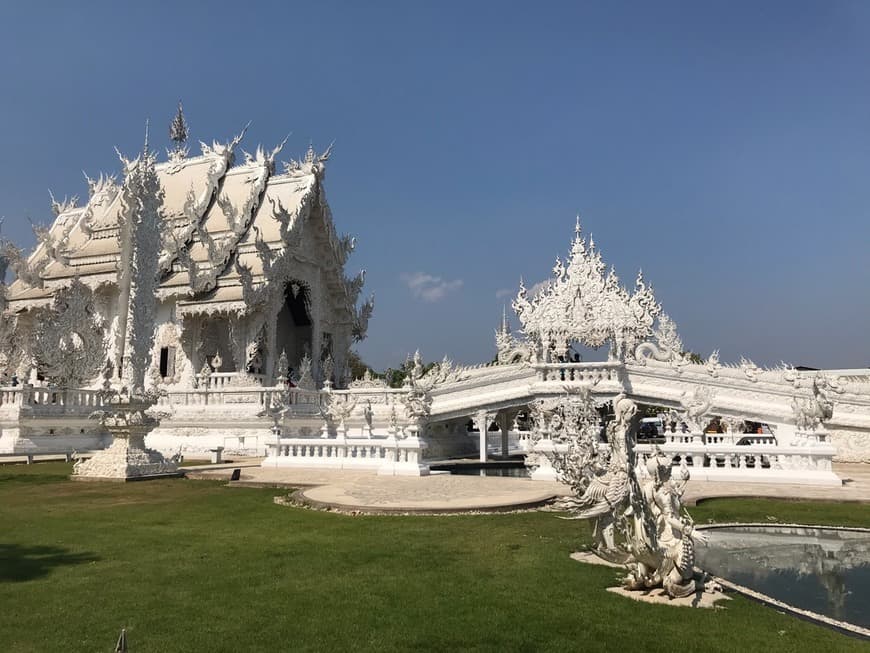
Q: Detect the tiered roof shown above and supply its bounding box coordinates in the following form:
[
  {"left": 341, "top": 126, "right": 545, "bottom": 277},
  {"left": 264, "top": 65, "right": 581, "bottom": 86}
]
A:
[{"left": 4, "top": 120, "right": 370, "bottom": 335}]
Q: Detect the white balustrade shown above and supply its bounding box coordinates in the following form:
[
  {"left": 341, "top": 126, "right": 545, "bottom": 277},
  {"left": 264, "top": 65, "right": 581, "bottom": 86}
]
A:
[
  {"left": 263, "top": 435, "right": 429, "bottom": 476},
  {"left": 0, "top": 386, "right": 108, "bottom": 416},
  {"left": 158, "top": 386, "right": 324, "bottom": 412},
  {"left": 633, "top": 440, "right": 839, "bottom": 485},
  {"left": 534, "top": 362, "right": 623, "bottom": 384},
  {"left": 523, "top": 433, "right": 840, "bottom": 486},
  {"left": 0, "top": 387, "right": 23, "bottom": 408},
  {"left": 200, "top": 372, "right": 266, "bottom": 390}
]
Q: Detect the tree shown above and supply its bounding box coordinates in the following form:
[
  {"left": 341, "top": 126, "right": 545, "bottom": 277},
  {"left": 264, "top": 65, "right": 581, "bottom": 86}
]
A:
[{"left": 345, "top": 349, "right": 370, "bottom": 381}]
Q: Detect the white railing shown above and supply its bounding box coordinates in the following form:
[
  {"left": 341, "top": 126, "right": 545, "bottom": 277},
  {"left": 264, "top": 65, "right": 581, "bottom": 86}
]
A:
[
  {"left": 638, "top": 439, "right": 838, "bottom": 485},
  {"left": 263, "top": 435, "right": 428, "bottom": 476},
  {"left": 158, "top": 386, "right": 323, "bottom": 411},
  {"left": 478, "top": 429, "right": 530, "bottom": 455},
  {"left": 199, "top": 372, "right": 266, "bottom": 390},
  {"left": 337, "top": 387, "right": 407, "bottom": 404},
  {"left": 523, "top": 434, "right": 840, "bottom": 486},
  {"left": 0, "top": 386, "right": 109, "bottom": 416},
  {"left": 534, "top": 362, "right": 623, "bottom": 384},
  {"left": 638, "top": 429, "right": 778, "bottom": 446},
  {"left": 0, "top": 387, "right": 24, "bottom": 410},
  {"left": 700, "top": 432, "right": 776, "bottom": 446}
]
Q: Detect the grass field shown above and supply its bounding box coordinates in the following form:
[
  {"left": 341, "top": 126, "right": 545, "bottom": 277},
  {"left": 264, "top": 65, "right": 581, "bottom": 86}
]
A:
[{"left": 2, "top": 462, "right": 868, "bottom": 652}]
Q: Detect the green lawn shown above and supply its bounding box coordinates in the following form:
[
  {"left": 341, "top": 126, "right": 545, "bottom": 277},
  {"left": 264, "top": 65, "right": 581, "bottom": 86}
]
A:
[{"left": 1, "top": 463, "right": 868, "bottom": 652}]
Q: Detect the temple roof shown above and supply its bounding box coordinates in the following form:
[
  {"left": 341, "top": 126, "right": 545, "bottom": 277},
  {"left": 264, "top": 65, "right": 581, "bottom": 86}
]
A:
[{"left": 4, "top": 129, "right": 363, "bottom": 322}]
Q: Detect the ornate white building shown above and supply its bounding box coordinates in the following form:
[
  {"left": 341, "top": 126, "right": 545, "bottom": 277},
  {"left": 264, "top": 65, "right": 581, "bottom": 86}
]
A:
[{"left": 0, "top": 109, "right": 372, "bottom": 393}]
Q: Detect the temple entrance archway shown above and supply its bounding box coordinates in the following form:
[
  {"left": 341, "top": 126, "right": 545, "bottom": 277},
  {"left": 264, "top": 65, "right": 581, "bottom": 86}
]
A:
[{"left": 275, "top": 281, "right": 313, "bottom": 372}]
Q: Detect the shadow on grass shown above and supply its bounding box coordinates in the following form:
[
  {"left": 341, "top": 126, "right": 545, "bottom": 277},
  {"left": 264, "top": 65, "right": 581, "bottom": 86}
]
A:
[{"left": 0, "top": 544, "right": 99, "bottom": 582}]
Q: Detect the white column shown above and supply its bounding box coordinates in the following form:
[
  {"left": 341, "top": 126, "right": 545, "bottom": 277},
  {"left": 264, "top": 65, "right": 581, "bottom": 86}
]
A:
[
  {"left": 473, "top": 410, "right": 492, "bottom": 463},
  {"left": 500, "top": 412, "right": 510, "bottom": 458}
]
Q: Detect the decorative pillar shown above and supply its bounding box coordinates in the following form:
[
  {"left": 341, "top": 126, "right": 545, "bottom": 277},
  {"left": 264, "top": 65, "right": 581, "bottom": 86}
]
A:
[
  {"left": 498, "top": 411, "right": 513, "bottom": 458},
  {"left": 473, "top": 410, "right": 492, "bottom": 463}
]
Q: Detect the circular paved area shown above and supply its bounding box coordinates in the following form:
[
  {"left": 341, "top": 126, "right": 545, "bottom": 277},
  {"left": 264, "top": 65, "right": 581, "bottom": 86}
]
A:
[
  {"left": 301, "top": 474, "right": 563, "bottom": 512},
  {"left": 187, "top": 464, "right": 567, "bottom": 512},
  {"left": 185, "top": 462, "right": 870, "bottom": 513}
]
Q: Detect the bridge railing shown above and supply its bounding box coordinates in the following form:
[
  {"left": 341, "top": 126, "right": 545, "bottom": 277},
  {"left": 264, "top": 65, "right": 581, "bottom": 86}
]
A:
[
  {"left": 633, "top": 441, "right": 838, "bottom": 485},
  {"left": 533, "top": 362, "right": 623, "bottom": 384},
  {"left": 524, "top": 434, "right": 839, "bottom": 485}
]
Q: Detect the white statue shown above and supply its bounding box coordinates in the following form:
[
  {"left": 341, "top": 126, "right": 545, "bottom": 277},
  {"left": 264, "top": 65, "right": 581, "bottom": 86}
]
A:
[{"left": 555, "top": 393, "right": 709, "bottom": 599}]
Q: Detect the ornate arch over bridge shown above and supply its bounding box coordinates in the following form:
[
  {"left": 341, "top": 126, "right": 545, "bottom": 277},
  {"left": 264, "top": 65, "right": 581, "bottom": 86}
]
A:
[{"left": 512, "top": 218, "right": 661, "bottom": 363}]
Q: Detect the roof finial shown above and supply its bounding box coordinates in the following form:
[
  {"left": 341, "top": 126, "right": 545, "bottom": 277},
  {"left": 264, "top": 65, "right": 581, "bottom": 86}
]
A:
[
  {"left": 575, "top": 214, "right": 581, "bottom": 235},
  {"left": 169, "top": 101, "right": 189, "bottom": 146}
]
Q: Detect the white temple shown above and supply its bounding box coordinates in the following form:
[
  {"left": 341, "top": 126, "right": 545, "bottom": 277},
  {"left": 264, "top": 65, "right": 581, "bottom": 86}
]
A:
[
  {"left": 1, "top": 110, "right": 869, "bottom": 481},
  {"left": 1, "top": 107, "right": 372, "bottom": 393}
]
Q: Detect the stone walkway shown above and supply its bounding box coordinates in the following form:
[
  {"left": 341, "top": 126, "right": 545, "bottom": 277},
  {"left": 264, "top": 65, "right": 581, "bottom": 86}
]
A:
[{"left": 183, "top": 461, "right": 870, "bottom": 513}]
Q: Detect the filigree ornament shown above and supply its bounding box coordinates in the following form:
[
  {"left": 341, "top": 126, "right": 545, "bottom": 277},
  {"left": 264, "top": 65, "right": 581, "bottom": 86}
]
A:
[
  {"left": 705, "top": 350, "right": 722, "bottom": 378},
  {"left": 678, "top": 385, "right": 715, "bottom": 432},
  {"left": 349, "top": 369, "right": 388, "bottom": 389},
  {"left": 318, "top": 393, "right": 357, "bottom": 437},
  {"left": 32, "top": 279, "right": 106, "bottom": 386},
  {"left": 739, "top": 357, "right": 762, "bottom": 382},
  {"left": 495, "top": 308, "right": 532, "bottom": 365},
  {"left": 113, "top": 133, "right": 166, "bottom": 393},
  {"left": 294, "top": 354, "right": 316, "bottom": 390},
  {"left": 513, "top": 219, "right": 662, "bottom": 362},
  {"left": 792, "top": 373, "right": 842, "bottom": 433}
]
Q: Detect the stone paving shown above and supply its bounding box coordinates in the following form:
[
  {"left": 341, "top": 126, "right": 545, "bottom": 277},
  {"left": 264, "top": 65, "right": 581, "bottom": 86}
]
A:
[
  {"left": 187, "top": 464, "right": 566, "bottom": 512},
  {"left": 184, "top": 461, "right": 870, "bottom": 513}
]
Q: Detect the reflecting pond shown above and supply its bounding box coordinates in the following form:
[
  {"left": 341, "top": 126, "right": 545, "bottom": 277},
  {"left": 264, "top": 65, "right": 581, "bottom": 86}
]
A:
[
  {"left": 429, "top": 463, "right": 530, "bottom": 478},
  {"left": 695, "top": 525, "right": 870, "bottom": 628}
]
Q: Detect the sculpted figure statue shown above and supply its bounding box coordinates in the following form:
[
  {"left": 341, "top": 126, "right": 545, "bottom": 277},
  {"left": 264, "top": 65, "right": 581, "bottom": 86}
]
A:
[
  {"left": 623, "top": 451, "right": 707, "bottom": 598},
  {"left": 555, "top": 393, "right": 709, "bottom": 599},
  {"left": 792, "top": 373, "right": 840, "bottom": 434}
]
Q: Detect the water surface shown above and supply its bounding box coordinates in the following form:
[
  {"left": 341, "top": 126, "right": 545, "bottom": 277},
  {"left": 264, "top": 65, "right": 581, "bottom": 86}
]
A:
[{"left": 696, "top": 525, "right": 870, "bottom": 628}]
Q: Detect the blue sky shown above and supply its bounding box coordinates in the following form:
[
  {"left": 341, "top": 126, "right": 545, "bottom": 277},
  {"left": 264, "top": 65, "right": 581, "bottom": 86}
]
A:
[{"left": 1, "top": 1, "right": 869, "bottom": 370}]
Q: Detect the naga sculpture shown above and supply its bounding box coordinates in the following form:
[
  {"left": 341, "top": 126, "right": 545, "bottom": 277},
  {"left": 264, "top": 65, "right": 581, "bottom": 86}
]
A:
[
  {"left": 554, "top": 392, "right": 708, "bottom": 599},
  {"left": 793, "top": 373, "right": 841, "bottom": 434}
]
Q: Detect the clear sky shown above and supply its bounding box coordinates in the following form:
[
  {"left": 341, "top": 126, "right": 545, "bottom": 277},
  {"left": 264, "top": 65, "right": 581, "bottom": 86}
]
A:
[{"left": 1, "top": 1, "right": 869, "bottom": 370}]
